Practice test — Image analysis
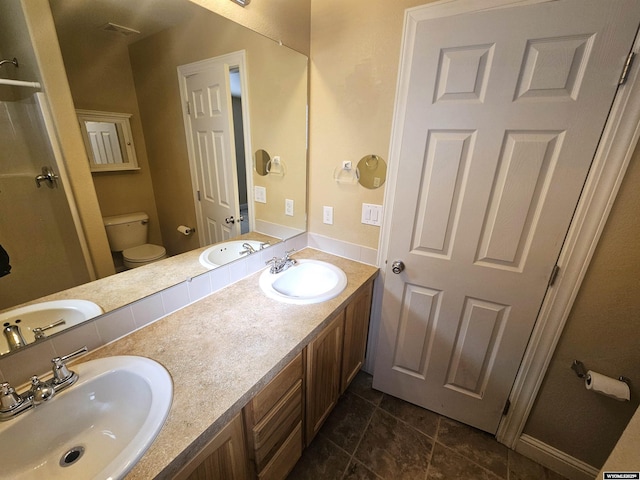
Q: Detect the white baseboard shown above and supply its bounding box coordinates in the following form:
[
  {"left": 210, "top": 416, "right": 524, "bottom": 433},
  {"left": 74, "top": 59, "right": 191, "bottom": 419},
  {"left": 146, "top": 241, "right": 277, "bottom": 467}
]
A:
[{"left": 516, "top": 434, "right": 600, "bottom": 480}]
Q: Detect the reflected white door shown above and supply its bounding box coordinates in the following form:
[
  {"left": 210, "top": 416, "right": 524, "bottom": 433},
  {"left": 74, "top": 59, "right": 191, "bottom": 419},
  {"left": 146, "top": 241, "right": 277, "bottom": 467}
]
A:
[
  {"left": 85, "top": 121, "right": 123, "bottom": 165},
  {"left": 184, "top": 62, "right": 239, "bottom": 245},
  {"left": 373, "top": 0, "right": 640, "bottom": 433}
]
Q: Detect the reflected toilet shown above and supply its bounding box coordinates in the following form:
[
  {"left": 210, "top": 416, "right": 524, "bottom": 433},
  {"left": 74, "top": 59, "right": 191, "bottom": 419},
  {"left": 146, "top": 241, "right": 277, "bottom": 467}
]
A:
[{"left": 102, "top": 212, "right": 166, "bottom": 269}]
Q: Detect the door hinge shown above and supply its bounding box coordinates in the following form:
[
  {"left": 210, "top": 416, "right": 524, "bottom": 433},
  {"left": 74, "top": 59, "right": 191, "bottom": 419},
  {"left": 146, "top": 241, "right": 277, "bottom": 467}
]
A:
[
  {"left": 549, "top": 264, "right": 560, "bottom": 287},
  {"left": 197, "top": 190, "right": 201, "bottom": 201},
  {"left": 619, "top": 51, "right": 635, "bottom": 85},
  {"left": 502, "top": 398, "right": 511, "bottom": 416},
  {"left": 186, "top": 101, "right": 191, "bottom": 115}
]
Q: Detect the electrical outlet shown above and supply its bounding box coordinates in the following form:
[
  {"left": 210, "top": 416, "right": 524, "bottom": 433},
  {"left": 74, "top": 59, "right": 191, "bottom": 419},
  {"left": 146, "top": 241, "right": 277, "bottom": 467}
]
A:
[
  {"left": 323, "top": 206, "right": 334, "bottom": 225},
  {"left": 285, "top": 198, "right": 294, "bottom": 216},
  {"left": 254, "top": 186, "right": 267, "bottom": 203}
]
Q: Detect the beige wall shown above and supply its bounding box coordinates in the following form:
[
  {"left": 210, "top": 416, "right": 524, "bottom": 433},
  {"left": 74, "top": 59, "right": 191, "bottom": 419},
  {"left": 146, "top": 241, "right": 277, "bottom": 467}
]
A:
[
  {"left": 191, "top": 0, "right": 310, "bottom": 56},
  {"left": 523, "top": 142, "right": 640, "bottom": 467},
  {"left": 56, "top": 25, "right": 162, "bottom": 247},
  {"left": 308, "top": 0, "right": 428, "bottom": 249},
  {"left": 128, "top": 9, "right": 308, "bottom": 255}
]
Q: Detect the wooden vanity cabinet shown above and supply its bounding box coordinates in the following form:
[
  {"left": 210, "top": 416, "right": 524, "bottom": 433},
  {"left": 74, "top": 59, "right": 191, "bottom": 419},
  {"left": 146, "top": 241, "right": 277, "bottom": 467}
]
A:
[
  {"left": 306, "top": 280, "right": 374, "bottom": 444},
  {"left": 243, "top": 351, "right": 304, "bottom": 480},
  {"left": 341, "top": 280, "right": 373, "bottom": 393},
  {"left": 173, "top": 412, "right": 250, "bottom": 480},
  {"left": 305, "top": 308, "right": 345, "bottom": 444}
]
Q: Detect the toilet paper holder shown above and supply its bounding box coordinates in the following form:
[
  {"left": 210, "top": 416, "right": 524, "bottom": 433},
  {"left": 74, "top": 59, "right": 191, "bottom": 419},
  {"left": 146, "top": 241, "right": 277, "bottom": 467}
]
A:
[{"left": 571, "top": 360, "right": 630, "bottom": 385}]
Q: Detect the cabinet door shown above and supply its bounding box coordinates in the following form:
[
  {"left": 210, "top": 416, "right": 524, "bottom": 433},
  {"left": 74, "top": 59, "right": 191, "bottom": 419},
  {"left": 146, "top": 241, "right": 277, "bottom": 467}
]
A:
[
  {"left": 173, "top": 412, "right": 250, "bottom": 480},
  {"left": 305, "top": 309, "right": 344, "bottom": 444},
  {"left": 341, "top": 281, "right": 373, "bottom": 393}
]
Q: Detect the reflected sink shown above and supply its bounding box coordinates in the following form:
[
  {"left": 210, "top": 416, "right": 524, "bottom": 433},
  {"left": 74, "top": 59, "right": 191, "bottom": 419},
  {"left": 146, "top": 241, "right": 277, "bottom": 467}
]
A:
[
  {"left": 199, "top": 240, "right": 267, "bottom": 269},
  {"left": 259, "top": 259, "right": 348, "bottom": 304},
  {"left": 0, "top": 300, "right": 103, "bottom": 354},
  {"left": 0, "top": 355, "right": 172, "bottom": 480}
]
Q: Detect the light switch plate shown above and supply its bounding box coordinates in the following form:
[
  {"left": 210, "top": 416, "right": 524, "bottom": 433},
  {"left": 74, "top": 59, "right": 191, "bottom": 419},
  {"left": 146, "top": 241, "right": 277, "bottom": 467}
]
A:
[
  {"left": 285, "top": 199, "right": 294, "bottom": 216},
  {"left": 361, "top": 203, "right": 382, "bottom": 226},
  {"left": 254, "top": 186, "right": 267, "bottom": 203}
]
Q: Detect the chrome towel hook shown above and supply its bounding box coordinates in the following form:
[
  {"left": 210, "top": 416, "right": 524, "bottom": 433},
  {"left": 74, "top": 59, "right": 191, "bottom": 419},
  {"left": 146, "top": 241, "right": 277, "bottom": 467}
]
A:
[{"left": 35, "top": 166, "right": 59, "bottom": 189}]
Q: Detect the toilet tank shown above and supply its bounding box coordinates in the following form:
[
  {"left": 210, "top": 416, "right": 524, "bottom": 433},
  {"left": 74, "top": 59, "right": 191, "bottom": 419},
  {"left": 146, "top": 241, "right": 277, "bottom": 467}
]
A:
[{"left": 103, "top": 212, "right": 149, "bottom": 252}]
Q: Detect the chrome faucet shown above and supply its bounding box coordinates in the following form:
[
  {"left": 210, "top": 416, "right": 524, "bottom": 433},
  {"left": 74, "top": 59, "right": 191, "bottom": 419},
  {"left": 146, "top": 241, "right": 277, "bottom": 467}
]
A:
[
  {"left": 3, "top": 324, "right": 27, "bottom": 351},
  {"left": 239, "top": 242, "right": 257, "bottom": 256},
  {"left": 266, "top": 249, "right": 297, "bottom": 274},
  {"left": 0, "top": 346, "right": 87, "bottom": 421}
]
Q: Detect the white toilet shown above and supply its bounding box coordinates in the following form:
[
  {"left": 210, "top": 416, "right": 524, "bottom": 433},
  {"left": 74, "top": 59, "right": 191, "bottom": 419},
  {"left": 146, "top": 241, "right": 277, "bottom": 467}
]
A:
[{"left": 102, "top": 212, "right": 166, "bottom": 269}]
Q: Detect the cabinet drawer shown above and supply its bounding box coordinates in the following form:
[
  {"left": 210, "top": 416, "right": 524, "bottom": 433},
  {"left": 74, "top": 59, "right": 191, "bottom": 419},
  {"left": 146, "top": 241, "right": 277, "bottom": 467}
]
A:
[
  {"left": 252, "top": 352, "right": 303, "bottom": 423},
  {"left": 253, "top": 380, "right": 303, "bottom": 472},
  {"left": 258, "top": 421, "right": 303, "bottom": 480}
]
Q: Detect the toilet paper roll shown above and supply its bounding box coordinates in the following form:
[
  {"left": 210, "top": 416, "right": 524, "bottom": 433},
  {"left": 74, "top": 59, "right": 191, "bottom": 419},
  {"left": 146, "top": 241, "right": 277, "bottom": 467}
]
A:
[
  {"left": 177, "top": 225, "right": 194, "bottom": 236},
  {"left": 585, "top": 370, "right": 630, "bottom": 401}
]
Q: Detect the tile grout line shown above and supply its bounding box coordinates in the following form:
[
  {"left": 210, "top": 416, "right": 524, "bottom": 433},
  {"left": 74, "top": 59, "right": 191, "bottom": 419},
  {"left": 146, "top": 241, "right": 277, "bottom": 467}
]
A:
[
  {"left": 338, "top": 390, "right": 382, "bottom": 480},
  {"left": 423, "top": 415, "right": 441, "bottom": 480}
]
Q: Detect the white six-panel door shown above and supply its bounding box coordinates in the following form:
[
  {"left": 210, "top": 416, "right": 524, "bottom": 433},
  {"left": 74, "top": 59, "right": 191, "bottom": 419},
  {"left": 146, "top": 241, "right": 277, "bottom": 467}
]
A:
[
  {"left": 184, "top": 60, "right": 240, "bottom": 245},
  {"left": 373, "top": 0, "right": 640, "bottom": 433}
]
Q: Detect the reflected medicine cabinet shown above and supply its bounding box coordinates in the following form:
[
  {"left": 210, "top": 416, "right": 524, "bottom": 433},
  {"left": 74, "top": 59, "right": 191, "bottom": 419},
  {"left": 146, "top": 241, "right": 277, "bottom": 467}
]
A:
[{"left": 76, "top": 110, "right": 140, "bottom": 172}]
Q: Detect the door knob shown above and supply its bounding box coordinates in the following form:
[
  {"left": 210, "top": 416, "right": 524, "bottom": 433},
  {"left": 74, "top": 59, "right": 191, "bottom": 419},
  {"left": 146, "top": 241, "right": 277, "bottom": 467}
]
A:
[
  {"left": 391, "top": 260, "right": 405, "bottom": 274},
  {"left": 225, "top": 216, "right": 235, "bottom": 224}
]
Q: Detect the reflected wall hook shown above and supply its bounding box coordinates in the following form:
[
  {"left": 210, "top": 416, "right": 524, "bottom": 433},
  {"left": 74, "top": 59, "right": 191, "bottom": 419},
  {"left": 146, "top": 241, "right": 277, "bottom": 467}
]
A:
[{"left": 0, "top": 58, "right": 18, "bottom": 68}]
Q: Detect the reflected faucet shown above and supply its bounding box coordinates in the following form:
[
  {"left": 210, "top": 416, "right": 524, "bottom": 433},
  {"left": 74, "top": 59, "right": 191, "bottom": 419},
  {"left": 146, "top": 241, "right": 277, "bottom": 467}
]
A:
[
  {"left": 3, "top": 324, "right": 27, "bottom": 351},
  {"left": 239, "top": 242, "right": 257, "bottom": 256}
]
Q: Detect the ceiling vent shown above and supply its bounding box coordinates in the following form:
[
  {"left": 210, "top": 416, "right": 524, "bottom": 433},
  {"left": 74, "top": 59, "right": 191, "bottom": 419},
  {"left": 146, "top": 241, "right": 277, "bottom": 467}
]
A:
[{"left": 100, "top": 22, "right": 141, "bottom": 36}]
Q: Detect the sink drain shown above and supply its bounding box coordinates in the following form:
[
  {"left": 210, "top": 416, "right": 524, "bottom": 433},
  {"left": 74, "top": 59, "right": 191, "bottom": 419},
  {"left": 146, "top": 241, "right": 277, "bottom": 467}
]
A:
[{"left": 60, "top": 446, "right": 85, "bottom": 467}]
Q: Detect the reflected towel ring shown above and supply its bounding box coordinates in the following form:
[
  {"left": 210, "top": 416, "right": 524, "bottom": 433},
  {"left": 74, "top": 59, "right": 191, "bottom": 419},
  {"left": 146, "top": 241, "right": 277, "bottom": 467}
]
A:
[
  {"left": 266, "top": 156, "right": 286, "bottom": 176},
  {"left": 365, "top": 155, "right": 379, "bottom": 170}
]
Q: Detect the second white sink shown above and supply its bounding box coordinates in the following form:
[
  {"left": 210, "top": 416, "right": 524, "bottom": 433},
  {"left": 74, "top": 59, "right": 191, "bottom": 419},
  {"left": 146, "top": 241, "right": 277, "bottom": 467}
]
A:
[
  {"left": 0, "top": 355, "right": 172, "bottom": 480},
  {"left": 259, "top": 259, "right": 347, "bottom": 304}
]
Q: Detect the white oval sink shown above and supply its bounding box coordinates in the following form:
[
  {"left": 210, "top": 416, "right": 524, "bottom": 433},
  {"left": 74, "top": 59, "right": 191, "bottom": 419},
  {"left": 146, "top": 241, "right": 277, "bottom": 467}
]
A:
[
  {"left": 0, "top": 355, "right": 172, "bottom": 480},
  {"left": 0, "top": 300, "right": 103, "bottom": 354},
  {"left": 199, "top": 240, "right": 266, "bottom": 269},
  {"left": 259, "top": 259, "right": 348, "bottom": 304}
]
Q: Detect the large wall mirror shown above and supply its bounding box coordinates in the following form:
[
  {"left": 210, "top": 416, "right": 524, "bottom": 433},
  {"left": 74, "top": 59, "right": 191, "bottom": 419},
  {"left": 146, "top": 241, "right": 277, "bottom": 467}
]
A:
[{"left": 0, "top": 0, "right": 308, "bottom": 353}]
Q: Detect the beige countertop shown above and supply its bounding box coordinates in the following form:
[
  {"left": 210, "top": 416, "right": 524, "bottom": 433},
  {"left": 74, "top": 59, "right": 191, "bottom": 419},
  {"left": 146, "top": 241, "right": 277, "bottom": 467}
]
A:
[{"left": 77, "top": 248, "right": 378, "bottom": 479}]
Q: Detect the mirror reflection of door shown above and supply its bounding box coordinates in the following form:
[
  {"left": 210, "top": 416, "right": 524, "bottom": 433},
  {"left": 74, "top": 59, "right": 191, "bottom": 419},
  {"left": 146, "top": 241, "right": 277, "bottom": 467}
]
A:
[
  {"left": 85, "top": 121, "right": 124, "bottom": 166},
  {"left": 179, "top": 52, "right": 252, "bottom": 246},
  {"left": 230, "top": 67, "right": 249, "bottom": 235}
]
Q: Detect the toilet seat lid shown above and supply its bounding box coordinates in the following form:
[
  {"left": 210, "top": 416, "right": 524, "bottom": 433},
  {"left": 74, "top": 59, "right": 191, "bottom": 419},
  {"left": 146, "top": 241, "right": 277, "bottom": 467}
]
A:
[{"left": 123, "top": 244, "right": 166, "bottom": 262}]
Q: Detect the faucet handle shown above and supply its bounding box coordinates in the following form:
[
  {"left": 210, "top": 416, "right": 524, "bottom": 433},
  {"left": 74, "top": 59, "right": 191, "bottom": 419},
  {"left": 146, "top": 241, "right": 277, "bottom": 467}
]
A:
[
  {"left": 265, "top": 256, "right": 278, "bottom": 266},
  {"left": 0, "top": 382, "right": 23, "bottom": 412},
  {"left": 51, "top": 346, "right": 87, "bottom": 384},
  {"left": 29, "top": 376, "right": 55, "bottom": 405}
]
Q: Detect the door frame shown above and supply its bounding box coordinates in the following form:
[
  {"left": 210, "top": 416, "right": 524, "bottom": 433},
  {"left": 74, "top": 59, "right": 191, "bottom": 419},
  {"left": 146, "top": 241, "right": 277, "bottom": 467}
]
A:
[
  {"left": 375, "top": 0, "right": 640, "bottom": 452},
  {"left": 177, "top": 50, "right": 254, "bottom": 246}
]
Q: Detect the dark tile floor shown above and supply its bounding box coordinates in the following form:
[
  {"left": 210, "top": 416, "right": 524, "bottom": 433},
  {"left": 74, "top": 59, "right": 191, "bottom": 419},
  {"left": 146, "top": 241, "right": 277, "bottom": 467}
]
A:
[{"left": 288, "top": 371, "right": 567, "bottom": 480}]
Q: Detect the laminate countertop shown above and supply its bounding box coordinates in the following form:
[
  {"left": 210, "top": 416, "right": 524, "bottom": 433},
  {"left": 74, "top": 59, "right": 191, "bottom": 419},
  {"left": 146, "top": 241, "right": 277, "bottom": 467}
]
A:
[{"left": 78, "top": 248, "right": 378, "bottom": 479}]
